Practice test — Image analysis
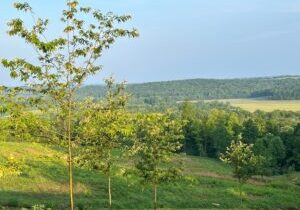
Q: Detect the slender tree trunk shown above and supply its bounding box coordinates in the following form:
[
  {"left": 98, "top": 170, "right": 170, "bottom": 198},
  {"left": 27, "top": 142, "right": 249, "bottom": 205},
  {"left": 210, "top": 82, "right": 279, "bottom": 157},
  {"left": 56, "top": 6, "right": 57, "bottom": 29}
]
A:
[
  {"left": 67, "top": 104, "right": 74, "bottom": 210},
  {"left": 261, "top": 174, "right": 265, "bottom": 182},
  {"left": 239, "top": 181, "right": 242, "bottom": 206},
  {"left": 65, "top": 5, "right": 74, "bottom": 210},
  {"left": 66, "top": 5, "right": 74, "bottom": 205},
  {"left": 204, "top": 139, "right": 207, "bottom": 156},
  {"left": 153, "top": 184, "right": 157, "bottom": 210},
  {"left": 108, "top": 175, "right": 112, "bottom": 210}
]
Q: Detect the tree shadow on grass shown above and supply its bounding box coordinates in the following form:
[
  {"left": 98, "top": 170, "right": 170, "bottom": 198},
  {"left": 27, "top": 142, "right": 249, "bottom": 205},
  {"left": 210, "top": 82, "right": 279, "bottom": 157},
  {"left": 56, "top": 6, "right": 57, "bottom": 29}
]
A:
[
  {"left": 0, "top": 159, "right": 154, "bottom": 209},
  {"left": 0, "top": 191, "right": 69, "bottom": 209}
]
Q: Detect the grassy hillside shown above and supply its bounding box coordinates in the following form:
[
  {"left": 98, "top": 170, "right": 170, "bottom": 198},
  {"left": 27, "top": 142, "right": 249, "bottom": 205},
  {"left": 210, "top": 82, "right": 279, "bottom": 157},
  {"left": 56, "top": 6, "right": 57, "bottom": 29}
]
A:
[
  {"left": 0, "top": 142, "right": 300, "bottom": 210},
  {"left": 77, "top": 76, "right": 300, "bottom": 103}
]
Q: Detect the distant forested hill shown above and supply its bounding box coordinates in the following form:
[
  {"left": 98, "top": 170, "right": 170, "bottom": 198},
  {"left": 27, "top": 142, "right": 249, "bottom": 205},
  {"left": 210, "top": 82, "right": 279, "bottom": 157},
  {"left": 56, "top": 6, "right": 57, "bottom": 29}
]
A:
[{"left": 77, "top": 76, "right": 300, "bottom": 103}]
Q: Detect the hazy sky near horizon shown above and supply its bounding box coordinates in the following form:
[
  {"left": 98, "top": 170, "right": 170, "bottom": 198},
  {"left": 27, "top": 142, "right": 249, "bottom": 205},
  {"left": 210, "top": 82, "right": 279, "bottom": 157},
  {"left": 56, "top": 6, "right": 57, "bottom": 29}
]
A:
[{"left": 0, "top": 0, "right": 300, "bottom": 85}]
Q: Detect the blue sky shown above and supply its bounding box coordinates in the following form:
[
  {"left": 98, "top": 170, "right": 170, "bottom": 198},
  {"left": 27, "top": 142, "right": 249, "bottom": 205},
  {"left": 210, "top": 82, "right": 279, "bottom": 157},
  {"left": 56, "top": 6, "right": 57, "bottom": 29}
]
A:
[{"left": 1, "top": 0, "right": 300, "bottom": 85}]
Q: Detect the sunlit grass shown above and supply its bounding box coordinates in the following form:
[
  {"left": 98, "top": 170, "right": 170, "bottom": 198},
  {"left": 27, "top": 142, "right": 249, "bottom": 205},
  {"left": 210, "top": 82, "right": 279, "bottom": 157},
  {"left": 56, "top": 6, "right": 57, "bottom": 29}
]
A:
[
  {"left": 205, "top": 99, "right": 300, "bottom": 112},
  {"left": 0, "top": 142, "right": 299, "bottom": 209}
]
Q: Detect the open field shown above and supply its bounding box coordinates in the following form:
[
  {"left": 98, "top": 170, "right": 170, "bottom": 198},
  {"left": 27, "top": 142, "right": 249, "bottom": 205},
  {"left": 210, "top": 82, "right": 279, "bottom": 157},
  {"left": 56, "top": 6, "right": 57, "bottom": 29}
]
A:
[
  {"left": 204, "top": 99, "right": 300, "bottom": 112},
  {"left": 0, "top": 142, "right": 299, "bottom": 210}
]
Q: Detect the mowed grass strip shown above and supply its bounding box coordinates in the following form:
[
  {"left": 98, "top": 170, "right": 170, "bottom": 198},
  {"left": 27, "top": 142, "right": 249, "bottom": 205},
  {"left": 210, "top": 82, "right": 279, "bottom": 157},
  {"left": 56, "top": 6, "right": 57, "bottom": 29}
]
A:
[{"left": 0, "top": 142, "right": 299, "bottom": 209}]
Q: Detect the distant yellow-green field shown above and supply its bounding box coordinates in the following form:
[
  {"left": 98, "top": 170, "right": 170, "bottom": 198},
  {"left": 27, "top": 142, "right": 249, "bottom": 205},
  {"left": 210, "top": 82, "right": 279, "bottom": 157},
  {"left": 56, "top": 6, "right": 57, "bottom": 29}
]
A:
[{"left": 206, "top": 99, "right": 300, "bottom": 112}]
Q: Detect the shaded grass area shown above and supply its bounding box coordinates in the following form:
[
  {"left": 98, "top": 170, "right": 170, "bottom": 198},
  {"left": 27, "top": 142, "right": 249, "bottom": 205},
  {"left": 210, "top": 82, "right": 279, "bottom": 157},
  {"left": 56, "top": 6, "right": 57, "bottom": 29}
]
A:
[{"left": 0, "top": 142, "right": 299, "bottom": 209}]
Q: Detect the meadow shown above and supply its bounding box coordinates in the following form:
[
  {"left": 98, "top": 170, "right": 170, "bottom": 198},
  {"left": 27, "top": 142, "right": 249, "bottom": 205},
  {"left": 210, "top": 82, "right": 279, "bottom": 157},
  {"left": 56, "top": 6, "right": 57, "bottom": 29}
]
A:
[
  {"left": 204, "top": 99, "right": 300, "bottom": 112},
  {"left": 0, "top": 141, "right": 299, "bottom": 210}
]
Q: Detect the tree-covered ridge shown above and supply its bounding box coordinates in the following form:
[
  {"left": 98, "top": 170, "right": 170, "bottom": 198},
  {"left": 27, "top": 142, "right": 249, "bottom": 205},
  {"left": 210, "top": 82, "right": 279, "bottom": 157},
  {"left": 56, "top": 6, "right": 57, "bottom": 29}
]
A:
[{"left": 77, "top": 76, "right": 300, "bottom": 102}]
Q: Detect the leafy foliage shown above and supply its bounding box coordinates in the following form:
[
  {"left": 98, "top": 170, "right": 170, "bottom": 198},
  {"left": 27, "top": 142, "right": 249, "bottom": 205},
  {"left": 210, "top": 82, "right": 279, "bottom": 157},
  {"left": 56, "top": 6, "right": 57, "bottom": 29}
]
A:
[
  {"left": 220, "top": 141, "right": 259, "bottom": 183},
  {"left": 76, "top": 78, "right": 130, "bottom": 173},
  {"left": 132, "top": 112, "right": 184, "bottom": 209},
  {"left": 75, "top": 77, "right": 131, "bottom": 209}
]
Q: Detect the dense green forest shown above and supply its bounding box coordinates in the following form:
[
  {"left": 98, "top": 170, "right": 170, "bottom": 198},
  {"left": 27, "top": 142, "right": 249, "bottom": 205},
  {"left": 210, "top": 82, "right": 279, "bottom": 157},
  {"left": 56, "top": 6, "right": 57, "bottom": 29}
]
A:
[
  {"left": 179, "top": 101, "right": 300, "bottom": 174},
  {"left": 77, "top": 76, "right": 300, "bottom": 105}
]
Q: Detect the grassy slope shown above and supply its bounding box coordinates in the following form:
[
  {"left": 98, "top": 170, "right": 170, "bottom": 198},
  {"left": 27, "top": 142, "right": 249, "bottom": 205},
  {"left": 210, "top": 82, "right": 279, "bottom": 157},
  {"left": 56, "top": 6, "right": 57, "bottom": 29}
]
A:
[{"left": 0, "top": 142, "right": 299, "bottom": 210}]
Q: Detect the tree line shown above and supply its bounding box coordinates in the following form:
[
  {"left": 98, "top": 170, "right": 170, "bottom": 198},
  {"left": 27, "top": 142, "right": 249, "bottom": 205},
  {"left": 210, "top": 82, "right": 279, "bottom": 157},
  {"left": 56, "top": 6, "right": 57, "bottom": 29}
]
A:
[{"left": 180, "top": 101, "right": 300, "bottom": 175}]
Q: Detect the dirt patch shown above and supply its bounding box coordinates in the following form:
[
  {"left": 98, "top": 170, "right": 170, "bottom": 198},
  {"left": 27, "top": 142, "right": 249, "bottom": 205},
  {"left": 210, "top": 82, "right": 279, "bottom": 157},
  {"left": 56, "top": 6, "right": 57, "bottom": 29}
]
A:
[
  {"left": 33, "top": 181, "right": 89, "bottom": 193},
  {"left": 187, "top": 171, "right": 266, "bottom": 185}
]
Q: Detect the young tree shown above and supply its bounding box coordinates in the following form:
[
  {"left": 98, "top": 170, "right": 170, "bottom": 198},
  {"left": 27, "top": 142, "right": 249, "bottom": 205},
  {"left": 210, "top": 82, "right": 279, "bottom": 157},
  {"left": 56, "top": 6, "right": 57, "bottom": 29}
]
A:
[
  {"left": 1, "top": 1, "right": 138, "bottom": 209},
  {"left": 220, "top": 140, "right": 259, "bottom": 203},
  {"left": 133, "top": 112, "right": 184, "bottom": 210},
  {"left": 76, "top": 77, "right": 132, "bottom": 210}
]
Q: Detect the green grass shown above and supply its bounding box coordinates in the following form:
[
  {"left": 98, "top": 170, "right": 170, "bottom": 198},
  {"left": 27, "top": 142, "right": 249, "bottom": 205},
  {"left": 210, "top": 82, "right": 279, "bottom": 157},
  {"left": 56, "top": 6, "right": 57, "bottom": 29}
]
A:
[
  {"left": 205, "top": 99, "right": 300, "bottom": 112},
  {"left": 0, "top": 142, "right": 300, "bottom": 210}
]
